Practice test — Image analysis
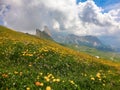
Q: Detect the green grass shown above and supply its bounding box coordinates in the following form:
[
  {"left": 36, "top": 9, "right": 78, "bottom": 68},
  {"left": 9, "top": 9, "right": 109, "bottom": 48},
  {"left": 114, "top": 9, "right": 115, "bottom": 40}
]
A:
[
  {"left": 0, "top": 25, "right": 120, "bottom": 90},
  {"left": 63, "top": 44, "right": 120, "bottom": 62}
]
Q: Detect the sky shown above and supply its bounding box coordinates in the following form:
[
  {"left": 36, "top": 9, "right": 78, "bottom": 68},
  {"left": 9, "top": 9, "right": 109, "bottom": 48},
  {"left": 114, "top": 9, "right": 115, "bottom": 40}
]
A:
[
  {"left": 0, "top": 0, "right": 120, "bottom": 47},
  {"left": 77, "top": 0, "right": 120, "bottom": 7}
]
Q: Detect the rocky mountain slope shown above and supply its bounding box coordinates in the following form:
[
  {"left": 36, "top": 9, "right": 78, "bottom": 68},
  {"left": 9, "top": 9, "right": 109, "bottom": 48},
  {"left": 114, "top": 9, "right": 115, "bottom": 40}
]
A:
[
  {"left": 36, "top": 26, "right": 53, "bottom": 40},
  {"left": 52, "top": 33, "right": 114, "bottom": 51}
]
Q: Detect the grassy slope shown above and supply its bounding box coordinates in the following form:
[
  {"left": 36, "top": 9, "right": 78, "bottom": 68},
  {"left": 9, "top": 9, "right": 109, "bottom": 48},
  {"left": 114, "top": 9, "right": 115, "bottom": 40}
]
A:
[
  {"left": 63, "top": 44, "right": 120, "bottom": 62},
  {"left": 0, "top": 25, "right": 120, "bottom": 90}
]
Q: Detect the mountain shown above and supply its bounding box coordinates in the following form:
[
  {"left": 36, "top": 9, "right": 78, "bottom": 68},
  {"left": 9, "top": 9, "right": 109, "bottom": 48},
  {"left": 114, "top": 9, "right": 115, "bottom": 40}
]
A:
[
  {"left": 36, "top": 26, "right": 53, "bottom": 40},
  {"left": 0, "top": 25, "right": 120, "bottom": 90},
  {"left": 52, "top": 34, "right": 114, "bottom": 51},
  {"left": 65, "top": 34, "right": 103, "bottom": 47}
]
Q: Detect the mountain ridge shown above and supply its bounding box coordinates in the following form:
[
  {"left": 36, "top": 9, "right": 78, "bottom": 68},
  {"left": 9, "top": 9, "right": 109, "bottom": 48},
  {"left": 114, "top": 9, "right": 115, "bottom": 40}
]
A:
[{"left": 52, "top": 33, "right": 114, "bottom": 52}]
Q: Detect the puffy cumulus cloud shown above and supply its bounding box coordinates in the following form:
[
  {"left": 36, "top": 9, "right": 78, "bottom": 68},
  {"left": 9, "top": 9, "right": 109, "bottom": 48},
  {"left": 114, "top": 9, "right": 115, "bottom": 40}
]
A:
[
  {"left": 108, "top": 9, "right": 120, "bottom": 22},
  {"left": 76, "top": 0, "right": 120, "bottom": 47},
  {"left": 1, "top": 0, "right": 120, "bottom": 47},
  {"left": 76, "top": 0, "right": 120, "bottom": 36}
]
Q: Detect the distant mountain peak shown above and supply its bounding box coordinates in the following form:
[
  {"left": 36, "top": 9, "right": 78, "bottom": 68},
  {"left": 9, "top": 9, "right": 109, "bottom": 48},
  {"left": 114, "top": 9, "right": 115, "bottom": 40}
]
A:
[
  {"left": 43, "top": 26, "right": 52, "bottom": 37},
  {"left": 36, "top": 26, "right": 53, "bottom": 40},
  {"left": 66, "top": 34, "right": 103, "bottom": 47}
]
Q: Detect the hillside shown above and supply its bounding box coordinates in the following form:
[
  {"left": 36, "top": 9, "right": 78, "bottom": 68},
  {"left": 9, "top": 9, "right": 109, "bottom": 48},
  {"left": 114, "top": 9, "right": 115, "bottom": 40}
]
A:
[
  {"left": 62, "top": 44, "right": 120, "bottom": 62},
  {"left": 0, "top": 25, "right": 120, "bottom": 90}
]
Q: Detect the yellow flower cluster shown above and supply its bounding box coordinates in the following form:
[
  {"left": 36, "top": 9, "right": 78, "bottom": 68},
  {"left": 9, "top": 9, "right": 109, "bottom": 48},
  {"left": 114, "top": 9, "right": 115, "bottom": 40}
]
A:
[
  {"left": 23, "top": 53, "right": 33, "bottom": 57},
  {"left": 53, "top": 78, "right": 60, "bottom": 82},
  {"left": 69, "top": 80, "right": 78, "bottom": 87},
  {"left": 22, "top": 49, "right": 33, "bottom": 57},
  {"left": 96, "top": 72, "right": 101, "bottom": 79},
  {"left": 44, "top": 76, "right": 50, "bottom": 82},
  {"left": 44, "top": 73, "right": 60, "bottom": 83},
  {"left": 39, "top": 46, "right": 68, "bottom": 57},
  {"left": 13, "top": 71, "right": 23, "bottom": 76},
  {"left": 35, "top": 81, "right": 44, "bottom": 87}
]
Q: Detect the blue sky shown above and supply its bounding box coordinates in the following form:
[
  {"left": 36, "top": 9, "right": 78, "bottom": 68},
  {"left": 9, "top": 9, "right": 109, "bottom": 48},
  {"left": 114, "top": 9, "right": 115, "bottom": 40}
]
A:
[{"left": 77, "top": 0, "right": 120, "bottom": 8}]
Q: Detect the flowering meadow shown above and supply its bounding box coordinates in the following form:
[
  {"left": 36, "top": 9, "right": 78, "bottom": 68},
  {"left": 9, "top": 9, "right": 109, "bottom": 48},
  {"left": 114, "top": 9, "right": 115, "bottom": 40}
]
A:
[{"left": 0, "top": 26, "right": 120, "bottom": 90}]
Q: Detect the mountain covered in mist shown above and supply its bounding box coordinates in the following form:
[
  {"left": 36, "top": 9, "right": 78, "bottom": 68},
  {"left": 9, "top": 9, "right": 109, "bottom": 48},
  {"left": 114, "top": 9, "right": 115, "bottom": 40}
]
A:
[
  {"left": 35, "top": 26, "right": 117, "bottom": 52},
  {"left": 52, "top": 33, "right": 114, "bottom": 52}
]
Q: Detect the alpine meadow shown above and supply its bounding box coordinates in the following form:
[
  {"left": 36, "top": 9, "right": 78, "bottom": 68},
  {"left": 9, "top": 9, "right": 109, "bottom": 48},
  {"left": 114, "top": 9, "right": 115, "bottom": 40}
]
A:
[
  {"left": 0, "top": 25, "right": 120, "bottom": 90},
  {"left": 1, "top": 0, "right": 120, "bottom": 90}
]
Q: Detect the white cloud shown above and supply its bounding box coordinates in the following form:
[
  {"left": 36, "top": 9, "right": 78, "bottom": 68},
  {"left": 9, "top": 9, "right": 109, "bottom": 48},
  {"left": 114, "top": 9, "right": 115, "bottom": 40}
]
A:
[
  {"left": 76, "top": 0, "right": 120, "bottom": 36},
  {"left": 108, "top": 9, "right": 120, "bottom": 22},
  {"left": 53, "top": 20, "right": 60, "bottom": 30},
  {"left": 1, "top": 0, "right": 77, "bottom": 33}
]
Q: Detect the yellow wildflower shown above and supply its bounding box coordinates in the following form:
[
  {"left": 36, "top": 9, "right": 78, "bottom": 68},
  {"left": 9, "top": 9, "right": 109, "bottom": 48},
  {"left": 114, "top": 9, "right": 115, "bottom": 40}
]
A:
[
  {"left": 51, "top": 76, "right": 54, "bottom": 79},
  {"left": 26, "top": 87, "right": 30, "bottom": 90},
  {"left": 46, "top": 86, "right": 51, "bottom": 90},
  {"left": 103, "top": 83, "right": 105, "bottom": 86},
  {"left": 14, "top": 71, "right": 19, "bottom": 74},
  {"left": 39, "top": 72, "right": 43, "bottom": 76},
  {"left": 44, "top": 76, "right": 47, "bottom": 79},
  {"left": 96, "top": 72, "right": 101, "bottom": 78},
  {"left": 28, "top": 54, "right": 33, "bottom": 56},
  {"left": 53, "top": 79, "right": 56, "bottom": 82},
  {"left": 99, "top": 78, "right": 101, "bottom": 81},
  {"left": 20, "top": 72, "right": 23, "bottom": 76},
  {"left": 53, "top": 78, "right": 60, "bottom": 82},
  {"left": 70, "top": 80, "right": 75, "bottom": 84},
  {"left": 108, "top": 70, "right": 111, "bottom": 73},
  {"left": 29, "top": 64, "right": 32, "bottom": 67},
  {"left": 48, "top": 74, "right": 52, "bottom": 78},
  {"left": 46, "top": 78, "right": 50, "bottom": 82},
  {"left": 44, "top": 76, "right": 50, "bottom": 82},
  {"left": 40, "top": 83, "right": 44, "bottom": 86},
  {"left": 56, "top": 78, "right": 60, "bottom": 82},
  {"left": 84, "top": 73, "right": 87, "bottom": 77},
  {"left": 91, "top": 77, "right": 95, "bottom": 81}
]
